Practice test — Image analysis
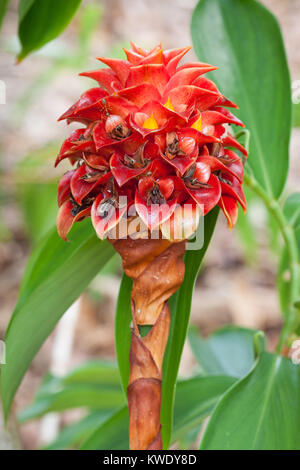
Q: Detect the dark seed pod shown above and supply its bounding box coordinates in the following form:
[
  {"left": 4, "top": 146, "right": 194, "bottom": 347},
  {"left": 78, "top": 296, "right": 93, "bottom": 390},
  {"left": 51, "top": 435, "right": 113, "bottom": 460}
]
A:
[
  {"left": 146, "top": 184, "right": 166, "bottom": 206},
  {"left": 166, "top": 132, "right": 179, "bottom": 156},
  {"left": 124, "top": 144, "right": 147, "bottom": 169},
  {"left": 105, "top": 115, "right": 131, "bottom": 140},
  {"left": 80, "top": 171, "right": 102, "bottom": 183}
]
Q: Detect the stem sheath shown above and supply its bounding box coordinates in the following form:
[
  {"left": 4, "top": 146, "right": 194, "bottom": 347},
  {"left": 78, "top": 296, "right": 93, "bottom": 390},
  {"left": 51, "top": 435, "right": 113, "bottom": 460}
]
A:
[{"left": 110, "top": 237, "right": 186, "bottom": 449}]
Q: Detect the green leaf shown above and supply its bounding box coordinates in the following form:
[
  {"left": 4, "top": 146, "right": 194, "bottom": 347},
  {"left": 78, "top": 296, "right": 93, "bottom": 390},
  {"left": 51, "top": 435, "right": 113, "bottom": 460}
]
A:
[
  {"left": 189, "top": 325, "right": 260, "bottom": 378},
  {"left": 283, "top": 193, "right": 300, "bottom": 229},
  {"left": 191, "top": 0, "right": 292, "bottom": 198},
  {"left": 278, "top": 194, "right": 300, "bottom": 315},
  {"left": 18, "top": 0, "right": 82, "bottom": 61},
  {"left": 201, "top": 351, "right": 300, "bottom": 449},
  {"left": 45, "top": 411, "right": 112, "bottom": 450},
  {"left": 18, "top": 0, "right": 35, "bottom": 21},
  {"left": 177, "top": 425, "right": 201, "bottom": 451},
  {"left": 293, "top": 104, "right": 300, "bottom": 128},
  {"left": 161, "top": 207, "right": 219, "bottom": 449},
  {"left": 278, "top": 227, "right": 300, "bottom": 316},
  {"left": 0, "top": 0, "right": 9, "bottom": 31},
  {"left": 19, "top": 383, "right": 123, "bottom": 422},
  {"left": 115, "top": 274, "right": 132, "bottom": 394},
  {"left": 1, "top": 220, "right": 114, "bottom": 420},
  {"left": 80, "top": 407, "right": 129, "bottom": 450},
  {"left": 63, "top": 360, "right": 120, "bottom": 386},
  {"left": 20, "top": 383, "right": 123, "bottom": 422},
  {"left": 172, "top": 375, "right": 236, "bottom": 442},
  {"left": 19, "top": 361, "right": 123, "bottom": 422}
]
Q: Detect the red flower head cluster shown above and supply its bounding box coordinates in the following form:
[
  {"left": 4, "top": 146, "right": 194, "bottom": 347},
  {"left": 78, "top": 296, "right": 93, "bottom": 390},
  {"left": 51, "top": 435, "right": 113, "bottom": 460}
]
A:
[{"left": 56, "top": 43, "right": 247, "bottom": 241}]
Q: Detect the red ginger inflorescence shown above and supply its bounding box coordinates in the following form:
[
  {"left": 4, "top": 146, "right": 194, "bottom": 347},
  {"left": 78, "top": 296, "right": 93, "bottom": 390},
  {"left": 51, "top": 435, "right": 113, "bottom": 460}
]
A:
[{"left": 56, "top": 43, "right": 247, "bottom": 241}]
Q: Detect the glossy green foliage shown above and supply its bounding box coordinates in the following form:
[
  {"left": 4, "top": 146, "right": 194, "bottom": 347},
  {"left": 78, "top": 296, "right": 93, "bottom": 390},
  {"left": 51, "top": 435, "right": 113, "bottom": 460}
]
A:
[
  {"left": 189, "top": 325, "right": 259, "bottom": 378},
  {"left": 1, "top": 220, "right": 114, "bottom": 419},
  {"left": 18, "top": 0, "right": 82, "bottom": 60},
  {"left": 201, "top": 351, "right": 300, "bottom": 449},
  {"left": 192, "top": 0, "right": 291, "bottom": 198}
]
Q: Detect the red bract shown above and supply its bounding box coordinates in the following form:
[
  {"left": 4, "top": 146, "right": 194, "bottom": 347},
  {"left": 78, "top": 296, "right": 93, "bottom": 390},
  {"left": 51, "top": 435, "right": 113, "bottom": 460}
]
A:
[{"left": 56, "top": 43, "right": 247, "bottom": 240}]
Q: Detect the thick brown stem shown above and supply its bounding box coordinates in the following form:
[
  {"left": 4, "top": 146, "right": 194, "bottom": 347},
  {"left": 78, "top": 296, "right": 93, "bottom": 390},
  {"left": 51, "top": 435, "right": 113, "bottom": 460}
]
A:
[{"left": 110, "top": 237, "right": 185, "bottom": 450}]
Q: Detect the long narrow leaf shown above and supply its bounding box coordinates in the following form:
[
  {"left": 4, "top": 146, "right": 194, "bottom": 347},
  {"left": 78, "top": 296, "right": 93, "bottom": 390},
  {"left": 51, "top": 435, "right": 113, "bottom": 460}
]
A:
[
  {"left": 19, "top": 384, "right": 123, "bottom": 422},
  {"left": 115, "top": 274, "right": 132, "bottom": 394},
  {"left": 161, "top": 207, "right": 219, "bottom": 448},
  {"left": 19, "top": 361, "right": 123, "bottom": 422},
  {"left": 63, "top": 360, "right": 120, "bottom": 386},
  {"left": 80, "top": 407, "right": 129, "bottom": 450},
  {"left": 1, "top": 220, "right": 114, "bottom": 420},
  {"left": 45, "top": 411, "right": 112, "bottom": 450},
  {"left": 173, "top": 375, "right": 236, "bottom": 442}
]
